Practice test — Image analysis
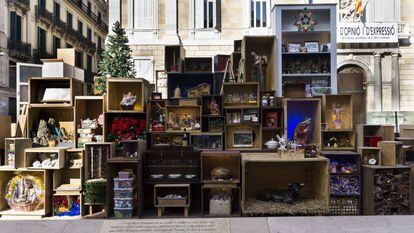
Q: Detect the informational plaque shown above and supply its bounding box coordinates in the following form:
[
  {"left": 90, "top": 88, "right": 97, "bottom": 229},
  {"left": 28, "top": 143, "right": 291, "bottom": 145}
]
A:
[
  {"left": 337, "top": 22, "right": 398, "bottom": 43},
  {"left": 100, "top": 218, "right": 230, "bottom": 233}
]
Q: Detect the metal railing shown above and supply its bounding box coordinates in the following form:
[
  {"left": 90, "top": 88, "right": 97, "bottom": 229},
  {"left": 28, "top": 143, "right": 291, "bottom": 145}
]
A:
[
  {"left": 7, "top": 38, "right": 31, "bottom": 60},
  {"left": 33, "top": 49, "right": 54, "bottom": 62},
  {"left": 35, "top": 6, "right": 53, "bottom": 24},
  {"left": 68, "top": 0, "right": 108, "bottom": 33}
]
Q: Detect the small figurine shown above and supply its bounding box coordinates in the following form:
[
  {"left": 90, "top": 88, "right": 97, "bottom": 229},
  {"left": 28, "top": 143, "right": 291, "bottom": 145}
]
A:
[
  {"left": 277, "top": 134, "right": 287, "bottom": 151},
  {"left": 332, "top": 103, "right": 343, "bottom": 129},
  {"left": 120, "top": 92, "right": 137, "bottom": 110},
  {"left": 208, "top": 98, "right": 221, "bottom": 115},
  {"left": 174, "top": 85, "right": 181, "bottom": 98},
  {"left": 293, "top": 118, "right": 312, "bottom": 146}
]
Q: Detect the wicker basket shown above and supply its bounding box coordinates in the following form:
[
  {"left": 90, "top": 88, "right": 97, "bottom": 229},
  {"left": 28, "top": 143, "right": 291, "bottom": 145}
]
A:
[
  {"left": 330, "top": 197, "right": 360, "bottom": 215},
  {"left": 209, "top": 188, "right": 232, "bottom": 216},
  {"left": 157, "top": 196, "right": 187, "bottom": 206}
]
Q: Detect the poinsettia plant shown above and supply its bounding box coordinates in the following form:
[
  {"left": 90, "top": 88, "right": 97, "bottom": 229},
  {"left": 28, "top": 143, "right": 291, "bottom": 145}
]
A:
[{"left": 107, "top": 115, "right": 147, "bottom": 147}]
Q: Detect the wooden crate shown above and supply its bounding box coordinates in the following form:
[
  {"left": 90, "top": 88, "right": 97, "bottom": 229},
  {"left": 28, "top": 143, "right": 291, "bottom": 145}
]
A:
[
  {"left": 241, "top": 153, "right": 329, "bottom": 216},
  {"left": 24, "top": 147, "right": 68, "bottom": 170},
  {"left": 106, "top": 158, "right": 142, "bottom": 218},
  {"left": 53, "top": 167, "right": 82, "bottom": 191},
  {"left": 201, "top": 151, "right": 240, "bottom": 184},
  {"left": 27, "top": 107, "right": 75, "bottom": 146},
  {"left": 283, "top": 83, "right": 306, "bottom": 99},
  {"left": 225, "top": 125, "right": 261, "bottom": 150},
  {"left": 322, "top": 94, "right": 353, "bottom": 131},
  {"left": 165, "top": 105, "right": 201, "bottom": 132},
  {"left": 0, "top": 116, "right": 11, "bottom": 150},
  {"left": 1, "top": 138, "right": 31, "bottom": 169},
  {"left": 184, "top": 57, "right": 212, "bottom": 73},
  {"left": 214, "top": 55, "right": 230, "bottom": 72},
  {"left": 400, "top": 124, "right": 414, "bottom": 138},
  {"left": 147, "top": 100, "right": 167, "bottom": 132},
  {"left": 154, "top": 184, "right": 191, "bottom": 217},
  {"left": 191, "top": 133, "right": 223, "bottom": 151},
  {"left": 378, "top": 141, "right": 404, "bottom": 166},
  {"left": 74, "top": 96, "right": 105, "bottom": 148},
  {"left": 165, "top": 45, "right": 185, "bottom": 73},
  {"left": 362, "top": 165, "right": 411, "bottom": 215},
  {"left": 321, "top": 131, "right": 355, "bottom": 151},
  {"left": 84, "top": 143, "right": 115, "bottom": 181},
  {"left": 53, "top": 192, "right": 83, "bottom": 217},
  {"left": 28, "top": 77, "right": 84, "bottom": 107},
  {"left": 356, "top": 124, "right": 394, "bottom": 148},
  {"left": 242, "top": 36, "right": 275, "bottom": 90},
  {"left": 223, "top": 82, "right": 259, "bottom": 108},
  {"left": 202, "top": 183, "right": 241, "bottom": 217},
  {"left": 106, "top": 78, "right": 150, "bottom": 112},
  {"left": 360, "top": 147, "right": 381, "bottom": 165},
  {"left": 0, "top": 169, "right": 52, "bottom": 218},
  {"left": 202, "top": 95, "right": 223, "bottom": 116},
  {"left": 284, "top": 98, "right": 322, "bottom": 146}
]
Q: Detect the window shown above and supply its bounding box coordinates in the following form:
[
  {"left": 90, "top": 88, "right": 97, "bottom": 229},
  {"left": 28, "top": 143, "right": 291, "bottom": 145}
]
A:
[
  {"left": 78, "top": 20, "right": 83, "bottom": 35},
  {"left": 97, "top": 36, "right": 102, "bottom": 49},
  {"left": 134, "top": 58, "right": 154, "bottom": 83},
  {"left": 54, "top": 1, "right": 60, "bottom": 19},
  {"left": 195, "top": 0, "right": 221, "bottom": 30},
  {"left": 66, "top": 12, "right": 73, "bottom": 28},
  {"left": 98, "top": 11, "right": 102, "bottom": 23},
  {"left": 87, "top": 1, "right": 92, "bottom": 16},
  {"left": 133, "top": 0, "right": 156, "bottom": 29},
  {"left": 10, "top": 12, "right": 22, "bottom": 41},
  {"left": 87, "top": 28, "right": 92, "bottom": 42},
  {"left": 66, "top": 43, "right": 72, "bottom": 48},
  {"left": 53, "top": 36, "right": 61, "bottom": 57},
  {"left": 38, "top": 0, "right": 46, "bottom": 8},
  {"left": 250, "top": 0, "right": 267, "bottom": 28},
  {"left": 75, "top": 50, "right": 83, "bottom": 68},
  {"left": 37, "top": 27, "right": 46, "bottom": 52}
]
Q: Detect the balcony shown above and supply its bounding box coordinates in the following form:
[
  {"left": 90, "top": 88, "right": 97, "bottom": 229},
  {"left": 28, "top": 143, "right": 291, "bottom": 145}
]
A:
[
  {"left": 7, "top": 0, "right": 30, "bottom": 12},
  {"left": 67, "top": 0, "right": 108, "bottom": 33},
  {"left": 35, "top": 6, "right": 53, "bottom": 25},
  {"left": 53, "top": 16, "right": 67, "bottom": 32},
  {"left": 75, "top": 32, "right": 97, "bottom": 54},
  {"left": 7, "top": 38, "right": 31, "bottom": 61},
  {"left": 33, "top": 49, "right": 54, "bottom": 63}
]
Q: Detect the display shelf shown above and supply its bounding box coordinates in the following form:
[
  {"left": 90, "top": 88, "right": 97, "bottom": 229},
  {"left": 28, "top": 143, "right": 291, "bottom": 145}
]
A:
[
  {"left": 282, "top": 83, "right": 307, "bottom": 99},
  {"left": 223, "top": 82, "right": 259, "bottom": 108},
  {"left": 147, "top": 100, "right": 166, "bottom": 132},
  {"left": 0, "top": 169, "right": 52, "bottom": 218},
  {"left": 74, "top": 96, "right": 105, "bottom": 148},
  {"left": 165, "top": 45, "right": 185, "bottom": 73},
  {"left": 201, "top": 95, "right": 223, "bottom": 116},
  {"left": 154, "top": 184, "right": 191, "bottom": 217},
  {"left": 202, "top": 183, "right": 241, "bottom": 217},
  {"left": 225, "top": 107, "right": 260, "bottom": 125},
  {"left": 321, "top": 131, "right": 355, "bottom": 151},
  {"left": 241, "top": 153, "right": 329, "bottom": 216},
  {"left": 66, "top": 148, "right": 84, "bottom": 169},
  {"left": 1, "top": 138, "right": 31, "bottom": 170},
  {"left": 362, "top": 165, "right": 411, "bottom": 215},
  {"left": 84, "top": 143, "right": 115, "bottom": 181},
  {"left": 356, "top": 124, "right": 394, "bottom": 148},
  {"left": 191, "top": 133, "right": 223, "bottom": 151},
  {"left": 214, "top": 55, "right": 230, "bottom": 72},
  {"left": 201, "top": 151, "right": 240, "bottom": 184},
  {"left": 202, "top": 115, "right": 225, "bottom": 133},
  {"left": 284, "top": 98, "right": 321, "bottom": 146},
  {"left": 184, "top": 57, "right": 212, "bottom": 73},
  {"left": 53, "top": 167, "right": 82, "bottom": 191},
  {"left": 167, "top": 73, "right": 215, "bottom": 98},
  {"left": 165, "top": 105, "right": 201, "bottom": 132},
  {"left": 148, "top": 132, "right": 187, "bottom": 148},
  {"left": 106, "top": 78, "right": 150, "bottom": 112},
  {"left": 28, "top": 77, "right": 85, "bottom": 107},
  {"left": 378, "top": 141, "right": 404, "bottom": 166},
  {"left": 24, "top": 147, "right": 68, "bottom": 170},
  {"left": 225, "top": 125, "right": 261, "bottom": 151},
  {"left": 106, "top": 159, "right": 143, "bottom": 218},
  {"left": 322, "top": 94, "right": 353, "bottom": 131},
  {"left": 274, "top": 4, "right": 337, "bottom": 96}
]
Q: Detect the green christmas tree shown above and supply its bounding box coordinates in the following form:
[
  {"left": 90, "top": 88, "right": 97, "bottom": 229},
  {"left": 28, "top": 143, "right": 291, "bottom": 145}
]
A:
[{"left": 96, "top": 21, "right": 136, "bottom": 94}]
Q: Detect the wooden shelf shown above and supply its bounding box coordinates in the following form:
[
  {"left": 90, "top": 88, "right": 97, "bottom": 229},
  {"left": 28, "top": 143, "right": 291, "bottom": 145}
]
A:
[
  {"left": 282, "top": 73, "right": 331, "bottom": 77},
  {"left": 282, "top": 52, "right": 331, "bottom": 55}
]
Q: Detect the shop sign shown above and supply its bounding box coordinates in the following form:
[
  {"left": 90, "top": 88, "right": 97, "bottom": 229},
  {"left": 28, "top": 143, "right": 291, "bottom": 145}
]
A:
[{"left": 337, "top": 22, "right": 398, "bottom": 43}]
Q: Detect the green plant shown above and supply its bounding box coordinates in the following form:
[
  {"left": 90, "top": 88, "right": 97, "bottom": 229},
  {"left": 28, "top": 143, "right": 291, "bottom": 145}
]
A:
[
  {"left": 96, "top": 21, "right": 136, "bottom": 95},
  {"left": 84, "top": 181, "right": 107, "bottom": 204}
]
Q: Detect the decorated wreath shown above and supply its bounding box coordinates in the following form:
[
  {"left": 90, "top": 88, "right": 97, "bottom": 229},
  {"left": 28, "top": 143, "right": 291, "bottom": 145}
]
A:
[
  {"left": 294, "top": 8, "right": 317, "bottom": 32},
  {"left": 5, "top": 174, "right": 44, "bottom": 212}
]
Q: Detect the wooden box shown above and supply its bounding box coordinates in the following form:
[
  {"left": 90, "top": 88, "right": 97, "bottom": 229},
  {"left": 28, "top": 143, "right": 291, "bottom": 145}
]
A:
[
  {"left": 284, "top": 98, "right": 321, "bottom": 146},
  {"left": 225, "top": 125, "right": 261, "bottom": 150},
  {"left": 360, "top": 147, "right": 381, "bottom": 165},
  {"left": 214, "top": 55, "right": 230, "bottom": 72},
  {"left": 378, "top": 141, "right": 404, "bottom": 166},
  {"left": 231, "top": 52, "right": 241, "bottom": 81},
  {"left": 202, "top": 183, "right": 240, "bottom": 217},
  {"left": 184, "top": 57, "right": 212, "bottom": 73},
  {"left": 322, "top": 95, "right": 353, "bottom": 131},
  {"left": 356, "top": 124, "right": 395, "bottom": 148},
  {"left": 149, "top": 132, "right": 186, "bottom": 148},
  {"left": 0, "top": 170, "right": 52, "bottom": 218},
  {"left": 223, "top": 82, "right": 259, "bottom": 108},
  {"left": 66, "top": 148, "right": 84, "bottom": 169},
  {"left": 106, "top": 159, "right": 142, "bottom": 218},
  {"left": 321, "top": 131, "right": 355, "bottom": 151},
  {"left": 400, "top": 124, "right": 414, "bottom": 138},
  {"left": 202, "top": 95, "right": 223, "bottom": 116},
  {"left": 53, "top": 193, "right": 82, "bottom": 217},
  {"left": 154, "top": 184, "right": 191, "bottom": 217},
  {"left": 74, "top": 96, "right": 105, "bottom": 148},
  {"left": 201, "top": 151, "right": 240, "bottom": 183},
  {"left": 191, "top": 133, "right": 223, "bottom": 151},
  {"left": 27, "top": 107, "right": 75, "bottom": 146},
  {"left": 0, "top": 116, "right": 11, "bottom": 150},
  {"left": 1, "top": 138, "right": 32, "bottom": 169},
  {"left": 165, "top": 45, "right": 185, "bottom": 73},
  {"left": 24, "top": 147, "right": 68, "bottom": 170},
  {"left": 241, "top": 153, "right": 329, "bottom": 216},
  {"left": 84, "top": 143, "right": 115, "bottom": 181},
  {"left": 362, "top": 165, "right": 411, "bottom": 215},
  {"left": 29, "top": 77, "right": 84, "bottom": 107},
  {"left": 53, "top": 167, "right": 82, "bottom": 191},
  {"left": 165, "top": 105, "right": 201, "bottom": 132},
  {"left": 147, "top": 100, "right": 166, "bottom": 132},
  {"left": 106, "top": 78, "right": 150, "bottom": 112},
  {"left": 283, "top": 83, "right": 306, "bottom": 99},
  {"left": 167, "top": 73, "right": 215, "bottom": 98},
  {"left": 242, "top": 36, "right": 275, "bottom": 90}
]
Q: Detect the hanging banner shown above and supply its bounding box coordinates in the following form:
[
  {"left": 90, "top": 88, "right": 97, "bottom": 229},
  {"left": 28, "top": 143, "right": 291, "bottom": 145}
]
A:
[{"left": 337, "top": 22, "right": 398, "bottom": 43}]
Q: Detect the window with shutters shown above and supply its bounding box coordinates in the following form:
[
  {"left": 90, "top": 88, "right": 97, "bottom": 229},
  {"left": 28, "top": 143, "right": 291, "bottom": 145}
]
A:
[
  {"left": 250, "top": 0, "right": 268, "bottom": 28},
  {"left": 133, "top": 0, "right": 157, "bottom": 29},
  {"left": 10, "top": 12, "right": 22, "bottom": 41},
  {"left": 195, "top": 0, "right": 221, "bottom": 30},
  {"left": 134, "top": 58, "right": 154, "bottom": 83}
]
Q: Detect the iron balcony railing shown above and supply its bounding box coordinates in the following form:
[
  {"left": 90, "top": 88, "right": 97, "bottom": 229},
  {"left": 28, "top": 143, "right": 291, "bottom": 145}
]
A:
[
  {"left": 68, "top": 0, "right": 108, "bottom": 33},
  {"left": 7, "top": 38, "right": 32, "bottom": 60},
  {"left": 35, "top": 6, "right": 53, "bottom": 24}
]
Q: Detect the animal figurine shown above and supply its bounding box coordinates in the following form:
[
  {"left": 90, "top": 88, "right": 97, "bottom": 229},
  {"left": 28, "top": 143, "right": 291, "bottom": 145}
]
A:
[
  {"left": 293, "top": 118, "right": 312, "bottom": 146},
  {"left": 257, "top": 182, "right": 304, "bottom": 204}
]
